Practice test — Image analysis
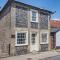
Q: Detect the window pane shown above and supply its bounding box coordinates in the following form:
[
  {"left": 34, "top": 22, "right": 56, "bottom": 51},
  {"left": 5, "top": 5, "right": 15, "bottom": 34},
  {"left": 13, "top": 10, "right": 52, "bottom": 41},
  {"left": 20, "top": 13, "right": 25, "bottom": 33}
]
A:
[
  {"left": 32, "top": 11, "right": 36, "bottom": 21},
  {"left": 32, "top": 17, "right": 36, "bottom": 21},
  {"left": 31, "top": 34, "right": 36, "bottom": 44},
  {"left": 32, "top": 11, "right": 36, "bottom": 17},
  {"left": 17, "top": 39, "right": 20, "bottom": 44},
  {"left": 32, "top": 34, "right": 35, "bottom": 37},
  {"left": 17, "top": 33, "right": 26, "bottom": 44}
]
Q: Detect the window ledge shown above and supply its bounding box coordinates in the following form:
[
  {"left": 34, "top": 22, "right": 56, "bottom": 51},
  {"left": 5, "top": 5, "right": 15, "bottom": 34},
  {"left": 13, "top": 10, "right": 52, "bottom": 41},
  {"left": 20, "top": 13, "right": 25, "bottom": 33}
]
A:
[
  {"left": 31, "top": 21, "right": 38, "bottom": 23},
  {"left": 15, "top": 44, "right": 28, "bottom": 46},
  {"left": 40, "top": 42, "right": 48, "bottom": 44}
]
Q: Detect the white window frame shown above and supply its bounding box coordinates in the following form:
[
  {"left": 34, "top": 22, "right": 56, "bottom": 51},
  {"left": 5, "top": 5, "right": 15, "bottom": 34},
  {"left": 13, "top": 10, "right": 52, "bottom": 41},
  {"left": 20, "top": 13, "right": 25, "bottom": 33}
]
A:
[
  {"left": 15, "top": 31, "right": 28, "bottom": 46},
  {"left": 40, "top": 32, "right": 49, "bottom": 44},
  {"left": 30, "top": 9, "right": 38, "bottom": 22}
]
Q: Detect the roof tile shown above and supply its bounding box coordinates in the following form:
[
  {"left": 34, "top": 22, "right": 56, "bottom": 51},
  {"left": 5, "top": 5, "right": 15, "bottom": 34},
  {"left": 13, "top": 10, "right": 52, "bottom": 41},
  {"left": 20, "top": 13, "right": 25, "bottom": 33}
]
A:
[{"left": 50, "top": 20, "right": 60, "bottom": 28}]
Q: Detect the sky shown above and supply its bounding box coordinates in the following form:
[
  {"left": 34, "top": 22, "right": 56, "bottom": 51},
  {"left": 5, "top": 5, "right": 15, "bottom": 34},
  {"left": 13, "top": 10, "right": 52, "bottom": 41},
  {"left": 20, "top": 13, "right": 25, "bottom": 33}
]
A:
[{"left": 0, "top": 0, "right": 60, "bottom": 20}]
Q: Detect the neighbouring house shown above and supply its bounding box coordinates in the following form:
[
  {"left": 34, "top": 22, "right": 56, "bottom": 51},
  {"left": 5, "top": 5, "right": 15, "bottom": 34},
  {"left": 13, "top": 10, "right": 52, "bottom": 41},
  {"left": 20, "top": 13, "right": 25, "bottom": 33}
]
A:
[
  {"left": 0, "top": 0, "right": 53, "bottom": 57},
  {"left": 50, "top": 20, "right": 60, "bottom": 49}
]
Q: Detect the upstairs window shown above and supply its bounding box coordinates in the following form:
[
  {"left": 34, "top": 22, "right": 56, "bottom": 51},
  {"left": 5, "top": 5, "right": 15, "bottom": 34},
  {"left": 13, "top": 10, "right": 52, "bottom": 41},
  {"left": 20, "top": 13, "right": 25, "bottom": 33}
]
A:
[
  {"left": 31, "top": 9, "right": 38, "bottom": 22},
  {"left": 32, "top": 11, "right": 36, "bottom": 21}
]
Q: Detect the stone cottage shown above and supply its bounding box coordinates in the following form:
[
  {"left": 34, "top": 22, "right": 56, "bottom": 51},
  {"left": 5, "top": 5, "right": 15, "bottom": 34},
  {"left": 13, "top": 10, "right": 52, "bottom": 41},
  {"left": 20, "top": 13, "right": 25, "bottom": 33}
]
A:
[{"left": 0, "top": 0, "right": 53, "bottom": 57}]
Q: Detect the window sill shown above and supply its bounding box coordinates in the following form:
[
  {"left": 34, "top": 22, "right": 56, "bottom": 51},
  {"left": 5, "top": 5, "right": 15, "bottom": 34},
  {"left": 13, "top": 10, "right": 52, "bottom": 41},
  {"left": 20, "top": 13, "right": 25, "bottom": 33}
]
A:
[
  {"left": 31, "top": 21, "right": 38, "bottom": 23},
  {"left": 40, "top": 42, "right": 48, "bottom": 44},
  {"left": 15, "top": 44, "right": 28, "bottom": 46}
]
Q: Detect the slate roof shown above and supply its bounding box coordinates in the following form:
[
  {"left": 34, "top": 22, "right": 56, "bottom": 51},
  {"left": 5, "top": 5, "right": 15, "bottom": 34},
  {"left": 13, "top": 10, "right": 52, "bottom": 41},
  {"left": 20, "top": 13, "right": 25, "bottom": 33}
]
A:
[{"left": 0, "top": 0, "right": 53, "bottom": 15}]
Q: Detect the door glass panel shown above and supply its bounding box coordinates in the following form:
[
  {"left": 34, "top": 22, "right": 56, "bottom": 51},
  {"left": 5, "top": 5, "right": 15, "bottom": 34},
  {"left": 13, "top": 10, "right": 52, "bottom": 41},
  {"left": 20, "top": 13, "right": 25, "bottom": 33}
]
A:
[{"left": 31, "top": 33, "right": 36, "bottom": 45}]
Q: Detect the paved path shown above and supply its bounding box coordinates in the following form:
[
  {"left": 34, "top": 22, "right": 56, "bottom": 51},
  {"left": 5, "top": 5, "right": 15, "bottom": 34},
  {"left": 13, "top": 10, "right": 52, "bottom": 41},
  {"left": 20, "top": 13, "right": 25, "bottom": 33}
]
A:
[
  {"left": 49, "top": 55, "right": 60, "bottom": 60},
  {"left": 41, "top": 55, "right": 60, "bottom": 60},
  {"left": 0, "top": 51, "right": 60, "bottom": 60}
]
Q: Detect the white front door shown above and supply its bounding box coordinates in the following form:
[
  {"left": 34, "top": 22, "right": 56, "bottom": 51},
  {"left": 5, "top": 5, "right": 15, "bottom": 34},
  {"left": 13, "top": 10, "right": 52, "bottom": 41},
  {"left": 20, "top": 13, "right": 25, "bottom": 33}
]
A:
[{"left": 30, "top": 32, "right": 39, "bottom": 52}]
